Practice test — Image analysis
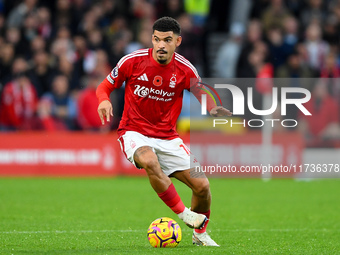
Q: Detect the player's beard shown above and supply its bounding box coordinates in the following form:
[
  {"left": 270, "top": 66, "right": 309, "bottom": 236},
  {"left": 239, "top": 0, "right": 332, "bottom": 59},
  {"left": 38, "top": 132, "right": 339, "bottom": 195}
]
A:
[
  {"left": 157, "top": 50, "right": 168, "bottom": 64},
  {"left": 157, "top": 57, "right": 167, "bottom": 64}
]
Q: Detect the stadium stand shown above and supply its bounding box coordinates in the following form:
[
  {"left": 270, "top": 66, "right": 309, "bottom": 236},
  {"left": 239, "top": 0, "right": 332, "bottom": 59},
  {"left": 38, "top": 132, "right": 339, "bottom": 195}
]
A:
[{"left": 0, "top": 0, "right": 340, "bottom": 147}]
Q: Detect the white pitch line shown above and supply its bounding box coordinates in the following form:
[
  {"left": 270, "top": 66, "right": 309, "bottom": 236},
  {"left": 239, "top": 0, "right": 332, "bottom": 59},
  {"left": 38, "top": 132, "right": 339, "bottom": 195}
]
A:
[
  {"left": 0, "top": 230, "right": 141, "bottom": 234},
  {"left": 216, "top": 229, "right": 340, "bottom": 232},
  {"left": 0, "top": 229, "right": 339, "bottom": 235}
]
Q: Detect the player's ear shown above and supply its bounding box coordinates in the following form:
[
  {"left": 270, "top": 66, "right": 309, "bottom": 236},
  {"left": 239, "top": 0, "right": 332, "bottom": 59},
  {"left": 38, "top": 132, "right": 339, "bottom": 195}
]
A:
[{"left": 176, "top": 36, "right": 182, "bottom": 47}]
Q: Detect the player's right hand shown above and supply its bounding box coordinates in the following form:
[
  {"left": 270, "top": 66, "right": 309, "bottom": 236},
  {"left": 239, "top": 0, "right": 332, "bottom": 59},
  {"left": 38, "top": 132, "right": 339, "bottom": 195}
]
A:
[{"left": 97, "top": 100, "right": 113, "bottom": 125}]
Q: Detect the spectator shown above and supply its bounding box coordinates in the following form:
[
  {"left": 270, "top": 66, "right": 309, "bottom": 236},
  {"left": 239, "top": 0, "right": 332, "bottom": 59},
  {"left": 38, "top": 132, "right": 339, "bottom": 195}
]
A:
[
  {"left": 266, "top": 26, "right": 288, "bottom": 69},
  {"left": 91, "top": 3, "right": 108, "bottom": 28},
  {"left": 0, "top": 43, "right": 15, "bottom": 83},
  {"left": 38, "top": 75, "right": 77, "bottom": 131},
  {"left": 331, "top": 1, "right": 340, "bottom": 27},
  {"left": 320, "top": 54, "right": 340, "bottom": 106},
  {"left": 125, "top": 27, "right": 153, "bottom": 54},
  {"left": 55, "top": 24, "right": 72, "bottom": 41},
  {"left": 304, "top": 23, "right": 329, "bottom": 71},
  {"left": 130, "top": 0, "right": 156, "bottom": 44},
  {"left": 91, "top": 49, "right": 112, "bottom": 78},
  {"left": 298, "top": 80, "right": 340, "bottom": 144},
  {"left": 276, "top": 51, "right": 314, "bottom": 79},
  {"left": 22, "top": 12, "right": 38, "bottom": 43},
  {"left": 29, "top": 50, "right": 56, "bottom": 97},
  {"left": 73, "top": 35, "right": 96, "bottom": 76},
  {"left": 276, "top": 51, "right": 314, "bottom": 120},
  {"left": 5, "top": 27, "right": 29, "bottom": 56},
  {"left": 104, "top": 15, "right": 129, "bottom": 43},
  {"left": 300, "top": 0, "right": 327, "bottom": 29},
  {"left": 99, "top": 0, "right": 130, "bottom": 28},
  {"left": 215, "top": 22, "right": 244, "bottom": 78},
  {"left": 50, "top": 26, "right": 75, "bottom": 62},
  {"left": 237, "top": 19, "right": 263, "bottom": 77},
  {"left": 55, "top": 56, "right": 80, "bottom": 92},
  {"left": 176, "top": 13, "right": 202, "bottom": 66},
  {"left": 109, "top": 29, "right": 133, "bottom": 67},
  {"left": 250, "top": 43, "right": 274, "bottom": 94},
  {"left": 36, "top": 7, "right": 53, "bottom": 40},
  {"left": 29, "top": 35, "right": 47, "bottom": 58},
  {"left": 282, "top": 16, "right": 299, "bottom": 54},
  {"left": 0, "top": 57, "right": 38, "bottom": 131},
  {"left": 77, "top": 5, "right": 102, "bottom": 35},
  {"left": 323, "top": 15, "right": 339, "bottom": 45},
  {"left": 6, "top": 0, "right": 38, "bottom": 28},
  {"left": 77, "top": 73, "right": 110, "bottom": 132},
  {"left": 238, "top": 41, "right": 270, "bottom": 78},
  {"left": 156, "top": 0, "right": 185, "bottom": 19},
  {"left": 295, "top": 43, "right": 310, "bottom": 68},
  {"left": 131, "top": 0, "right": 156, "bottom": 21},
  {"left": 86, "top": 27, "right": 107, "bottom": 51},
  {"left": 261, "top": 0, "right": 291, "bottom": 33},
  {"left": 320, "top": 53, "right": 340, "bottom": 79},
  {"left": 71, "top": 0, "right": 91, "bottom": 30},
  {"left": 53, "top": 0, "right": 74, "bottom": 31},
  {"left": 238, "top": 42, "right": 273, "bottom": 122}
]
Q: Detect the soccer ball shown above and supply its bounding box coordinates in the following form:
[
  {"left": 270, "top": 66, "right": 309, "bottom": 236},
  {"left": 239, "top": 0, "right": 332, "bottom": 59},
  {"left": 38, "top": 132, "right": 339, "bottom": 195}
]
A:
[{"left": 147, "top": 217, "right": 182, "bottom": 248}]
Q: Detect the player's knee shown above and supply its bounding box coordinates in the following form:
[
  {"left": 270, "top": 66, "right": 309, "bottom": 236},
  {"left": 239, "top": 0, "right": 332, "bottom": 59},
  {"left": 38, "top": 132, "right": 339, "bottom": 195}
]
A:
[{"left": 194, "top": 180, "right": 210, "bottom": 198}]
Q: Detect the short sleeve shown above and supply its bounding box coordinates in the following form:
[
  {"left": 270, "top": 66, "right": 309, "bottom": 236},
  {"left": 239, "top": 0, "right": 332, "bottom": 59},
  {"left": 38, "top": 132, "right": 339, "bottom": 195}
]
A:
[{"left": 105, "top": 56, "right": 130, "bottom": 90}]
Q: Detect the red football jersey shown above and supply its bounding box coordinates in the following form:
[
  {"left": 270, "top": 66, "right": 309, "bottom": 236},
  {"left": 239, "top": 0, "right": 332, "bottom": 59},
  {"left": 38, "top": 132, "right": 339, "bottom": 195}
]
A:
[
  {"left": 96, "top": 48, "right": 215, "bottom": 139},
  {"left": 0, "top": 80, "right": 38, "bottom": 128}
]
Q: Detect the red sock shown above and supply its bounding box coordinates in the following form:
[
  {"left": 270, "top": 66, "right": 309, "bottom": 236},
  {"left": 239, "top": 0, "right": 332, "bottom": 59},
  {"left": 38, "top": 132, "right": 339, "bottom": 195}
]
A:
[
  {"left": 157, "top": 183, "right": 185, "bottom": 214},
  {"left": 194, "top": 210, "right": 210, "bottom": 233}
]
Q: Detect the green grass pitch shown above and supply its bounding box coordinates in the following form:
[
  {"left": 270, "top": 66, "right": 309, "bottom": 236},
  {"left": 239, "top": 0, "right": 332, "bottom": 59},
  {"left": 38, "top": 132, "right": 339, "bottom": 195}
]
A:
[{"left": 1, "top": 177, "right": 340, "bottom": 254}]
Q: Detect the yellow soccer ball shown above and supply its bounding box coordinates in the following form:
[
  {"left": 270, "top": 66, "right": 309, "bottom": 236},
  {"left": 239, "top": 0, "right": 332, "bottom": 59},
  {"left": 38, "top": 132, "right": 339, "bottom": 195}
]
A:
[{"left": 147, "top": 217, "right": 182, "bottom": 248}]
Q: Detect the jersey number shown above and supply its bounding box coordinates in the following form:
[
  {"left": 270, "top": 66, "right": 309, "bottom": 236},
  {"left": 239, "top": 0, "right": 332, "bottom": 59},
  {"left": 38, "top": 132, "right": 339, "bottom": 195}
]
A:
[{"left": 179, "top": 144, "right": 191, "bottom": 155}]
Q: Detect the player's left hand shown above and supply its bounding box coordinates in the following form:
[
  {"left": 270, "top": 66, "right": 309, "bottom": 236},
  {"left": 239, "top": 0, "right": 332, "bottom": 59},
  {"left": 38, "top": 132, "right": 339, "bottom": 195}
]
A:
[{"left": 209, "top": 106, "right": 232, "bottom": 117}]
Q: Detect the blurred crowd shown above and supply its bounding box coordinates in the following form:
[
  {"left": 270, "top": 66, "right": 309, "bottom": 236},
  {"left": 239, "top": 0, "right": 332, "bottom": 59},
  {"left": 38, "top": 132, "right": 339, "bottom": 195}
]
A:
[
  {"left": 235, "top": 0, "right": 340, "bottom": 146},
  {"left": 0, "top": 0, "right": 217, "bottom": 133},
  {"left": 0, "top": 0, "right": 339, "bottom": 146}
]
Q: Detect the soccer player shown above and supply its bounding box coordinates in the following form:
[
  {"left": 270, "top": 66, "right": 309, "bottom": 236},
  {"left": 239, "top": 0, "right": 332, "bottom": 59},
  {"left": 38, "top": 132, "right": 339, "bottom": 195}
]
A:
[{"left": 96, "top": 17, "right": 231, "bottom": 246}]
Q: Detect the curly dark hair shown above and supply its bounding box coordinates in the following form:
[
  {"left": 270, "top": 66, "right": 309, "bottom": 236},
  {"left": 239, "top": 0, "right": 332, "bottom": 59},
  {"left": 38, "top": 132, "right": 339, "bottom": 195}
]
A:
[{"left": 152, "top": 17, "right": 181, "bottom": 35}]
